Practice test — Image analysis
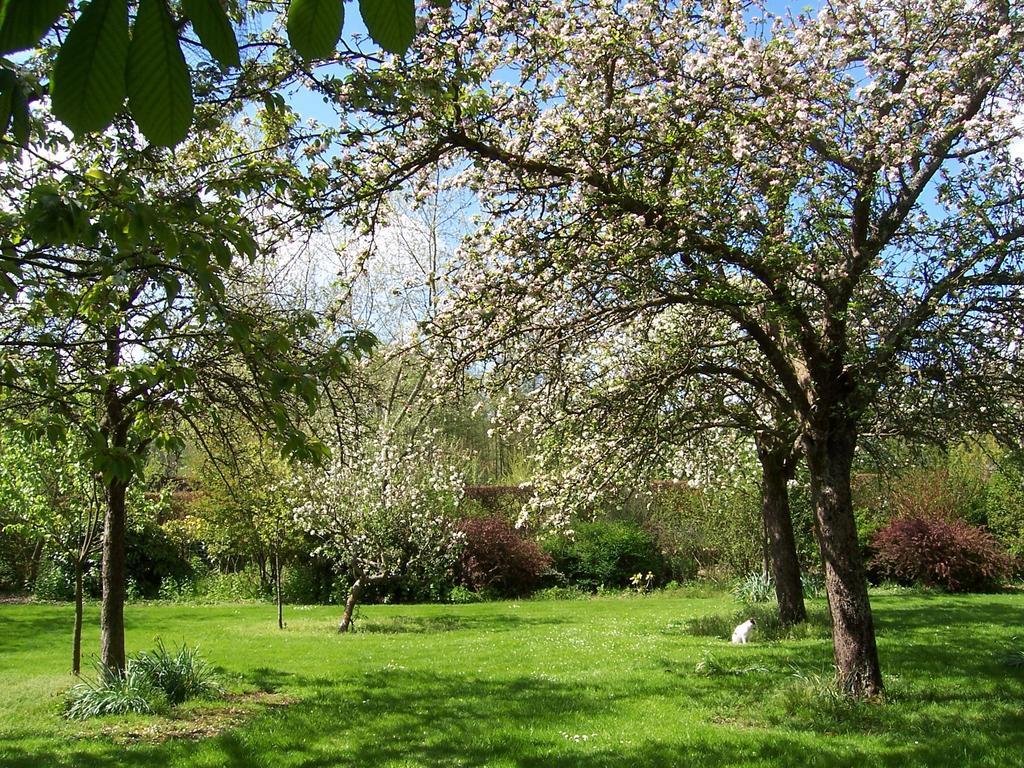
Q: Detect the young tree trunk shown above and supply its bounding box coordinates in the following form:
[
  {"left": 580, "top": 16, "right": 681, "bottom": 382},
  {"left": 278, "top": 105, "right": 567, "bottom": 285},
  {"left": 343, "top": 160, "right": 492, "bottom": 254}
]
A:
[
  {"left": 100, "top": 476, "right": 128, "bottom": 673},
  {"left": 756, "top": 439, "right": 806, "bottom": 625},
  {"left": 275, "top": 550, "right": 283, "bottom": 630},
  {"left": 72, "top": 557, "right": 84, "bottom": 675},
  {"left": 803, "top": 419, "right": 883, "bottom": 698},
  {"left": 28, "top": 537, "right": 45, "bottom": 587},
  {"left": 338, "top": 577, "right": 364, "bottom": 634}
]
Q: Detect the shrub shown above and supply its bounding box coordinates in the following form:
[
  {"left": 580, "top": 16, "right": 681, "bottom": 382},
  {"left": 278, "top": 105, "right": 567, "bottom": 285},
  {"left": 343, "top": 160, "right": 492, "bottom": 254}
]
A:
[
  {"left": 32, "top": 557, "right": 74, "bottom": 601},
  {"left": 543, "top": 520, "right": 666, "bottom": 591},
  {"left": 191, "top": 567, "right": 268, "bottom": 601},
  {"left": 132, "top": 641, "right": 221, "bottom": 705},
  {"left": 456, "top": 516, "right": 552, "bottom": 597},
  {"left": 64, "top": 642, "right": 219, "bottom": 720},
  {"left": 870, "top": 516, "right": 1013, "bottom": 592},
  {"left": 640, "top": 482, "right": 764, "bottom": 581},
  {"left": 125, "top": 520, "right": 195, "bottom": 599},
  {"left": 448, "top": 585, "right": 484, "bottom": 604},
  {"left": 280, "top": 559, "right": 336, "bottom": 604},
  {"left": 732, "top": 572, "right": 775, "bottom": 603},
  {"left": 64, "top": 663, "right": 168, "bottom": 720},
  {"left": 529, "top": 585, "right": 590, "bottom": 601}
]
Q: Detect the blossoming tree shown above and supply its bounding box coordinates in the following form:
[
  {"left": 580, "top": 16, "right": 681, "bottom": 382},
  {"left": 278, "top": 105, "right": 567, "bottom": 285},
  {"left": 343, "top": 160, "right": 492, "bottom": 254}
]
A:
[
  {"left": 296, "top": 429, "right": 465, "bottom": 632},
  {"left": 451, "top": 302, "right": 810, "bottom": 624},
  {"left": 324, "top": 0, "right": 1024, "bottom": 696}
]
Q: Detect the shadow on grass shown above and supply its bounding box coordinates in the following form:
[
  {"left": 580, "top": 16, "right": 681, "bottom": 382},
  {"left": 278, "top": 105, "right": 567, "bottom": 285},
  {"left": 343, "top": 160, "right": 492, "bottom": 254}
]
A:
[
  {"left": 6, "top": 661, "right": 1021, "bottom": 768},
  {"left": 0, "top": 604, "right": 76, "bottom": 656},
  {"left": 673, "top": 603, "right": 832, "bottom": 642},
  {"left": 353, "top": 611, "right": 567, "bottom": 635},
  {"left": 870, "top": 592, "right": 1024, "bottom": 632},
  {"left": 3, "top": 595, "right": 1023, "bottom": 767}
]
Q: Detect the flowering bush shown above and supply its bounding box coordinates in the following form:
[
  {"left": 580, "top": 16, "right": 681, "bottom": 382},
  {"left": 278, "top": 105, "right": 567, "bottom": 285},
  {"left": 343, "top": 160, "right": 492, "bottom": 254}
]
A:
[
  {"left": 295, "top": 431, "right": 466, "bottom": 611},
  {"left": 456, "top": 516, "right": 552, "bottom": 597},
  {"left": 870, "top": 516, "right": 1012, "bottom": 592}
]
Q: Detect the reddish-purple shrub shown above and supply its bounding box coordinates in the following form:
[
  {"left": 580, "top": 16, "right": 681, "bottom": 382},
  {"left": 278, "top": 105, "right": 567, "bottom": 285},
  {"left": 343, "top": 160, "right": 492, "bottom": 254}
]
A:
[
  {"left": 456, "top": 516, "right": 552, "bottom": 596},
  {"left": 870, "top": 516, "right": 1012, "bottom": 592}
]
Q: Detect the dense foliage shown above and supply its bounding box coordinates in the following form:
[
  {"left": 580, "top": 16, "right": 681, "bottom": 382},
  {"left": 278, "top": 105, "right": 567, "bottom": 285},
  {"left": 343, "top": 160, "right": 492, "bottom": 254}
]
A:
[
  {"left": 871, "top": 516, "right": 1013, "bottom": 592},
  {"left": 63, "top": 641, "right": 219, "bottom": 720},
  {"left": 543, "top": 521, "right": 666, "bottom": 592},
  {"left": 455, "top": 515, "right": 551, "bottom": 597}
]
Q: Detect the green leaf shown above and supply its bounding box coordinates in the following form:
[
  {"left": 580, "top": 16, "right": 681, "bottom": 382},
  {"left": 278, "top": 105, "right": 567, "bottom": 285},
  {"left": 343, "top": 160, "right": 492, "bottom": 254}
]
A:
[
  {"left": 0, "top": 0, "right": 67, "bottom": 55},
  {"left": 0, "top": 67, "right": 14, "bottom": 134},
  {"left": 0, "top": 270, "right": 16, "bottom": 298},
  {"left": 287, "top": 0, "right": 344, "bottom": 60},
  {"left": 359, "top": 0, "right": 415, "bottom": 55},
  {"left": 50, "top": 0, "right": 129, "bottom": 136},
  {"left": 181, "top": 0, "right": 239, "bottom": 68},
  {"left": 127, "top": 0, "right": 194, "bottom": 146},
  {"left": 9, "top": 81, "right": 28, "bottom": 146},
  {"left": 162, "top": 275, "right": 180, "bottom": 305}
]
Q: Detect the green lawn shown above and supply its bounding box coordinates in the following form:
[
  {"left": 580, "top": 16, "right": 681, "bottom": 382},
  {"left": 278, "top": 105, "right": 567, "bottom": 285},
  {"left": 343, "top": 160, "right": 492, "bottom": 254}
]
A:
[{"left": 1, "top": 590, "right": 1022, "bottom": 767}]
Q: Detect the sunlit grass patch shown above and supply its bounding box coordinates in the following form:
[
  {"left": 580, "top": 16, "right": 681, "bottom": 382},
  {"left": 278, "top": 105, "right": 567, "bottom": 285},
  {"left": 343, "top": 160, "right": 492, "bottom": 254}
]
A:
[{"left": 2, "top": 591, "right": 1023, "bottom": 767}]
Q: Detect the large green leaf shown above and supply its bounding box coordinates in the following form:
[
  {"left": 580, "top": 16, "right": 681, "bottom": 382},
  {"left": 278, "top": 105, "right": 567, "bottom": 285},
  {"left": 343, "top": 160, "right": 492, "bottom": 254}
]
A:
[
  {"left": 126, "top": 0, "right": 193, "bottom": 146},
  {"left": 181, "top": 0, "right": 239, "bottom": 69},
  {"left": 50, "top": 0, "right": 129, "bottom": 136},
  {"left": 359, "top": 0, "right": 415, "bottom": 55},
  {"left": 0, "top": 0, "right": 68, "bottom": 55},
  {"left": 287, "top": 0, "right": 344, "bottom": 60}
]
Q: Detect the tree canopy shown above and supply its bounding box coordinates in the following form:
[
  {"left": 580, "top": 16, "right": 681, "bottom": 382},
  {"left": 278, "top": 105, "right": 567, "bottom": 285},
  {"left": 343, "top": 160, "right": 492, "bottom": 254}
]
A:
[{"left": 318, "top": 0, "right": 1024, "bottom": 696}]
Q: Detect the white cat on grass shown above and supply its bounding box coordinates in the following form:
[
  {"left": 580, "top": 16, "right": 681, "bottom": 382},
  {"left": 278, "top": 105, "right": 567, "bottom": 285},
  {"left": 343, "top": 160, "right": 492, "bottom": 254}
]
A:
[{"left": 731, "top": 618, "right": 756, "bottom": 644}]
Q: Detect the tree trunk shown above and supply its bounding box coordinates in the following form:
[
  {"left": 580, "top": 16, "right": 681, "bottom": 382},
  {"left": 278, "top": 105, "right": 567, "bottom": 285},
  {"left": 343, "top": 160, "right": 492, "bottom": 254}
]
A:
[
  {"left": 338, "top": 577, "right": 363, "bottom": 634},
  {"left": 756, "top": 439, "right": 806, "bottom": 625},
  {"left": 803, "top": 420, "right": 883, "bottom": 698},
  {"left": 100, "top": 476, "right": 128, "bottom": 673},
  {"left": 28, "top": 537, "right": 45, "bottom": 587},
  {"left": 275, "top": 550, "right": 283, "bottom": 630},
  {"left": 72, "top": 558, "right": 84, "bottom": 676}
]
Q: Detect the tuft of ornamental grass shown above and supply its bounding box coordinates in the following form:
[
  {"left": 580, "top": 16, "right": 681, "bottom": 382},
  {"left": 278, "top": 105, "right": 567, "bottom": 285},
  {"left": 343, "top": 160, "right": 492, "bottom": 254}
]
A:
[
  {"left": 64, "top": 662, "right": 169, "bottom": 721},
  {"left": 63, "top": 641, "right": 220, "bottom": 720},
  {"left": 732, "top": 572, "right": 775, "bottom": 603},
  {"left": 1001, "top": 637, "right": 1024, "bottom": 669},
  {"left": 133, "top": 640, "right": 222, "bottom": 705}
]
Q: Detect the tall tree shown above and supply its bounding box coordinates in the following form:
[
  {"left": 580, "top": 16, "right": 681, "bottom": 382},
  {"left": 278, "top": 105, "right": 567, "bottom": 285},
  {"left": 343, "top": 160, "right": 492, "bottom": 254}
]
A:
[
  {"left": 0, "top": 428, "right": 103, "bottom": 674},
  {"left": 325, "top": 0, "right": 1024, "bottom": 696},
  {"left": 0, "top": 101, "right": 371, "bottom": 671}
]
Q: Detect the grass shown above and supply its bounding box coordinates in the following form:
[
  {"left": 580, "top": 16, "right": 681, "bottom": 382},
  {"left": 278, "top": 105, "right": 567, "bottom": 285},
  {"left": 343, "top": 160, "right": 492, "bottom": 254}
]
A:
[{"left": 1, "top": 589, "right": 1023, "bottom": 767}]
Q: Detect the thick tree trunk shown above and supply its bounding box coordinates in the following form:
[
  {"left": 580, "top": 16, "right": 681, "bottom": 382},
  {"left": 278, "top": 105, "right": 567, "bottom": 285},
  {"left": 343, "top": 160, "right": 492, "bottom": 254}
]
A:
[
  {"left": 72, "top": 558, "right": 84, "bottom": 675},
  {"left": 803, "top": 420, "right": 883, "bottom": 698},
  {"left": 100, "top": 477, "right": 128, "bottom": 673},
  {"left": 756, "top": 439, "right": 806, "bottom": 625},
  {"left": 338, "top": 577, "right": 363, "bottom": 634}
]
